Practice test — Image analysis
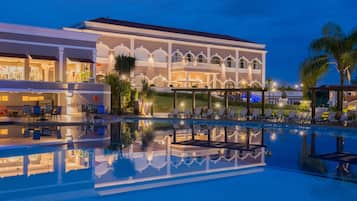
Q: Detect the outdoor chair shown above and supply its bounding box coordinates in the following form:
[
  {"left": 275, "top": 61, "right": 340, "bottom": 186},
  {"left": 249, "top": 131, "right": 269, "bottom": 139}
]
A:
[
  {"left": 227, "top": 109, "right": 237, "bottom": 119},
  {"left": 169, "top": 108, "right": 179, "bottom": 118},
  {"left": 33, "top": 129, "right": 41, "bottom": 140},
  {"left": 42, "top": 127, "right": 52, "bottom": 136},
  {"left": 327, "top": 112, "right": 337, "bottom": 123},
  {"left": 32, "top": 106, "right": 41, "bottom": 117},
  {"left": 23, "top": 105, "right": 32, "bottom": 117},
  {"left": 287, "top": 111, "right": 297, "bottom": 122},
  {"left": 276, "top": 110, "right": 284, "bottom": 122},
  {"left": 251, "top": 109, "right": 260, "bottom": 120},
  {"left": 45, "top": 105, "right": 52, "bottom": 117},
  {"left": 202, "top": 108, "right": 214, "bottom": 119},
  {"left": 193, "top": 107, "right": 202, "bottom": 118},
  {"left": 239, "top": 109, "right": 247, "bottom": 120},
  {"left": 56, "top": 128, "right": 62, "bottom": 139},
  {"left": 52, "top": 106, "right": 62, "bottom": 118},
  {"left": 217, "top": 108, "right": 226, "bottom": 119},
  {"left": 263, "top": 109, "right": 273, "bottom": 120},
  {"left": 23, "top": 128, "right": 31, "bottom": 137},
  {"left": 97, "top": 105, "right": 106, "bottom": 114},
  {"left": 184, "top": 109, "right": 191, "bottom": 118}
]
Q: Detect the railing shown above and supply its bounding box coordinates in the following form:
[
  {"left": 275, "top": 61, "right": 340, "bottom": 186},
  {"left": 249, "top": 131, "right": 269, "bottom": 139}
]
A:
[
  {"left": 0, "top": 80, "right": 110, "bottom": 92},
  {"left": 172, "top": 62, "right": 221, "bottom": 73}
]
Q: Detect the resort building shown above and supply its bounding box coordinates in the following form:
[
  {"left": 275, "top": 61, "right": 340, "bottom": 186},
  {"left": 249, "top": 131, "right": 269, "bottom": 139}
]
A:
[
  {"left": 67, "top": 18, "right": 266, "bottom": 89},
  {"left": 0, "top": 23, "right": 110, "bottom": 115}
]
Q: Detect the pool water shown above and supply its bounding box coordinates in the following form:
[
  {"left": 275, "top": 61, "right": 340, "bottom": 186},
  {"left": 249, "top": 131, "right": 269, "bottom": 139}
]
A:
[{"left": 0, "top": 119, "right": 356, "bottom": 201}]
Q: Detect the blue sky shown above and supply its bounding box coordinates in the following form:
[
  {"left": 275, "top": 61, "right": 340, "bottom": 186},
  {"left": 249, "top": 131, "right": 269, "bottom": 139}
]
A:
[{"left": 0, "top": 0, "right": 356, "bottom": 85}]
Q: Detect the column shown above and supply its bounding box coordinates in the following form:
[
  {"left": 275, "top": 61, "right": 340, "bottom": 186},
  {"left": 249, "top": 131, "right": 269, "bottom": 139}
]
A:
[
  {"left": 44, "top": 65, "right": 49, "bottom": 81},
  {"left": 207, "top": 47, "right": 211, "bottom": 63},
  {"left": 130, "top": 38, "right": 135, "bottom": 56},
  {"left": 25, "top": 57, "right": 30, "bottom": 80},
  {"left": 173, "top": 90, "right": 177, "bottom": 109},
  {"left": 58, "top": 47, "right": 64, "bottom": 82},
  {"left": 224, "top": 90, "right": 228, "bottom": 112},
  {"left": 213, "top": 74, "right": 217, "bottom": 88},
  {"left": 261, "top": 90, "right": 265, "bottom": 116},
  {"left": 192, "top": 90, "right": 196, "bottom": 113},
  {"left": 235, "top": 49, "right": 239, "bottom": 85},
  {"left": 92, "top": 49, "right": 97, "bottom": 82},
  {"left": 262, "top": 52, "right": 267, "bottom": 88},
  {"left": 185, "top": 72, "right": 189, "bottom": 88},
  {"left": 248, "top": 63, "right": 253, "bottom": 86},
  {"left": 311, "top": 89, "right": 316, "bottom": 124},
  {"left": 206, "top": 74, "right": 210, "bottom": 88},
  {"left": 207, "top": 90, "right": 212, "bottom": 109},
  {"left": 246, "top": 90, "right": 251, "bottom": 119},
  {"left": 168, "top": 42, "right": 172, "bottom": 86}
]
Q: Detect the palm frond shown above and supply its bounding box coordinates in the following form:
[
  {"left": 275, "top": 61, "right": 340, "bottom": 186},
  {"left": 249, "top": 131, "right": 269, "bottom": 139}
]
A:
[{"left": 300, "top": 56, "right": 329, "bottom": 91}]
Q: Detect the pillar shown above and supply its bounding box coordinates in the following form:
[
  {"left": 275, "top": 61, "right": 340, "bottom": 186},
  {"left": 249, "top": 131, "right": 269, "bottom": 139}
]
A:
[
  {"left": 191, "top": 124, "right": 195, "bottom": 140},
  {"left": 58, "top": 47, "right": 64, "bottom": 82},
  {"left": 224, "top": 90, "right": 228, "bottom": 113},
  {"left": 92, "top": 49, "right": 97, "bottom": 82},
  {"left": 311, "top": 89, "right": 316, "bottom": 124},
  {"left": 310, "top": 133, "right": 316, "bottom": 155},
  {"left": 25, "top": 57, "right": 30, "bottom": 80},
  {"left": 261, "top": 90, "right": 265, "bottom": 116},
  {"left": 192, "top": 90, "right": 196, "bottom": 113},
  {"left": 168, "top": 42, "right": 172, "bottom": 86},
  {"left": 173, "top": 90, "right": 177, "bottom": 109},
  {"left": 246, "top": 90, "right": 251, "bottom": 119},
  {"left": 224, "top": 127, "right": 228, "bottom": 143},
  {"left": 262, "top": 52, "right": 267, "bottom": 87},
  {"left": 185, "top": 72, "right": 189, "bottom": 88},
  {"left": 235, "top": 49, "right": 239, "bottom": 84},
  {"left": 208, "top": 91, "right": 212, "bottom": 109}
]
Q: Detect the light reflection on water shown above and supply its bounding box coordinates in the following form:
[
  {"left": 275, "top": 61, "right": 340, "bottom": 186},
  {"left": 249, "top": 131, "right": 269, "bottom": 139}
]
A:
[{"left": 0, "top": 120, "right": 356, "bottom": 200}]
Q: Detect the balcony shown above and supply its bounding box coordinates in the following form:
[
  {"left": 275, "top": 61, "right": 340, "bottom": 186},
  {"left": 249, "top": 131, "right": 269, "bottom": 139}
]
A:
[
  {"left": 0, "top": 80, "right": 110, "bottom": 93},
  {"left": 172, "top": 62, "right": 221, "bottom": 73}
]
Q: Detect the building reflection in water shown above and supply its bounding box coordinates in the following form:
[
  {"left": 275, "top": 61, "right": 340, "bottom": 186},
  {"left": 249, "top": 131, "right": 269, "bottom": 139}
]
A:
[{"left": 94, "top": 121, "right": 267, "bottom": 195}]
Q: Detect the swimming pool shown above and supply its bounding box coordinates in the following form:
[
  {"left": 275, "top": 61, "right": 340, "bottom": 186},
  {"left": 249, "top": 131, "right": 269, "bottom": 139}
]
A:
[{"left": 0, "top": 119, "right": 356, "bottom": 201}]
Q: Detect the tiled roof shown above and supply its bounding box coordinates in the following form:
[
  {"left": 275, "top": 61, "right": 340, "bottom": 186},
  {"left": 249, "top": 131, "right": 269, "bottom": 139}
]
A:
[{"left": 88, "top": 18, "right": 256, "bottom": 44}]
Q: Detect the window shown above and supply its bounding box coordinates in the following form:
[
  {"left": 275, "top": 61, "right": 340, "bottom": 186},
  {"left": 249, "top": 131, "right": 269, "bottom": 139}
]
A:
[
  {"left": 172, "top": 52, "right": 182, "bottom": 62},
  {"left": 0, "top": 57, "right": 25, "bottom": 80},
  {"left": 185, "top": 53, "right": 193, "bottom": 62},
  {"left": 226, "top": 58, "right": 234, "bottom": 68},
  {"left": 253, "top": 60, "right": 260, "bottom": 69},
  {"left": 0, "top": 96, "right": 8, "bottom": 102},
  {"left": 22, "top": 96, "right": 44, "bottom": 102},
  {"left": 211, "top": 56, "right": 221, "bottom": 65},
  {"left": 197, "top": 55, "right": 205, "bottom": 63},
  {"left": 66, "top": 61, "right": 91, "bottom": 83},
  {"left": 239, "top": 59, "right": 246, "bottom": 69}
]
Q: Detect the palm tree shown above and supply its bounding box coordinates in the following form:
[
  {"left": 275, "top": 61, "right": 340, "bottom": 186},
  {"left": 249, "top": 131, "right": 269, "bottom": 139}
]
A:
[
  {"left": 115, "top": 55, "right": 136, "bottom": 79},
  {"left": 300, "top": 22, "right": 357, "bottom": 111}
]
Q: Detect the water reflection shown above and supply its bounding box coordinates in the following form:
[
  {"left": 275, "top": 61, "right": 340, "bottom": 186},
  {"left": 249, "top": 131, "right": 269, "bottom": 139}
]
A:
[{"left": 0, "top": 120, "right": 356, "bottom": 199}]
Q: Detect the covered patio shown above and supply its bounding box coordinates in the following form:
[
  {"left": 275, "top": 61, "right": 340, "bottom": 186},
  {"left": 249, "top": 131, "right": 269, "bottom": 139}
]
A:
[{"left": 171, "top": 87, "right": 267, "bottom": 119}]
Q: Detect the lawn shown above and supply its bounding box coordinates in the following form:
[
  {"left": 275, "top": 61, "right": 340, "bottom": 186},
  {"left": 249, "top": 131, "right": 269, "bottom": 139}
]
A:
[{"left": 147, "top": 92, "right": 300, "bottom": 114}]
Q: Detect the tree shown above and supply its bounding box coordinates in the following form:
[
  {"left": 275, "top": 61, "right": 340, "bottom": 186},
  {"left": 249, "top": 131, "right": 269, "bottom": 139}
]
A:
[
  {"left": 115, "top": 55, "right": 136, "bottom": 78},
  {"left": 104, "top": 73, "right": 132, "bottom": 114},
  {"left": 300, "top": 22, "right": 357, "bottom": 111}
]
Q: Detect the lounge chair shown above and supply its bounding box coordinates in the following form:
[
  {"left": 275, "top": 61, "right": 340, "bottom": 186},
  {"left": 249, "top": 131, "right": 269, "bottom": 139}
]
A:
[
  {"left": 327, "top": 112, "right": 337, "bottom": 123},
  {"left": 193, "top": 107, "right": 202, "bottom": 118},
  {"left": 239, "top": 109, "right": 247, "bottom": 120},
  {"left": 184, "top": 109, "right": 191, "bottom": 118},
  {"left": 33, "top": 129, "right": 41, "bottom": 140},
  {"left": 263, "top": 109, "right": 273, "bottom": 120},
  {"left": 251, "top": 109, "right": 260, "bottom": 120},
  {"left": 227, "top": 109, "right": 237, "bottom": 119},
  {"left": 217, "top": 108, "right": 226, "bottom": 119},
  {"left": 169, "top": 108, "right": 179, "bottom": 118},
  {"left": 202, "top": 108, "right": 214, "bottom": 119},
  {"left": 287, "top": 111, "right": 297, "bottom": 122}
]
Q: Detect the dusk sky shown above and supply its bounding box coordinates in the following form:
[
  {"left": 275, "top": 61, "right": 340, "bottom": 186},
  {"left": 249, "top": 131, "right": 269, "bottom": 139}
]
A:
[{"left": 0, "top": 0, "right": 356, "bottom": 86}]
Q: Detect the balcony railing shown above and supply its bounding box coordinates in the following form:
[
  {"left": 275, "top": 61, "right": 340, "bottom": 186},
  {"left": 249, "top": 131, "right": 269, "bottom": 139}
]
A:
[
  {"left": 172, "top": 62, "right": 221, "bottom": 73},
  {"left": 0, "top": 80, "right": 110, "bottom": 92}
]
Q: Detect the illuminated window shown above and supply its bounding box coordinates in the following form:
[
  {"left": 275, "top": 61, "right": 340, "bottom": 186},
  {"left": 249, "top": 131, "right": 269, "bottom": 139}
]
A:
[
  {"left": 28, "top": 153, "right": 54, "bottom": 176},
  {"left": 66, "top": 61, "right": 91, "bottom": 83},
  {"left": 0, "top": 57, "right": 25, "bottom": 80},
  {"left": 0, "top": 129, "right": 8, "bottom": 135},
  {"left": 0, "top": 156, "right": 24, "bottom": 178},
  {"left": 65, "top": 150, "right": 90, "bottom": 172},
  {"left": 22, "top": 96, "right": 44, "bottom": 102},
  {"left": 0, "top": 96, "right": 8, "bottom": 102}
]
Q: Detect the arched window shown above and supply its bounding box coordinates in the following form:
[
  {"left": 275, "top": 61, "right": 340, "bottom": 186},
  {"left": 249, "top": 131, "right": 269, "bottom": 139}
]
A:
[
  {"left": 253, "top": 60, "right": 259, "bottom": 69},
  {"left": 197, "top": 55, "right": 205, "bottom": 63},
  {"left": 211, "top": 56, "right": 221, "bottom": 65},
  {"left": 226, "top": 58, "right": 234, "bottom": 68},
  {"left": 185, "top": 53, "right": 193, "bottom": 62},
  {"left": 172, "top": 52, "right": 182, "bottom": 62},
  {"left": 239, "top": 59, "right": 246, "bottom": 69}
]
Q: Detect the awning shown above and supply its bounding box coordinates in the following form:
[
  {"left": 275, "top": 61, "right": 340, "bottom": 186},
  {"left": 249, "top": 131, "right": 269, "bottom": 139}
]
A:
[
  {"left": 30, "top": 55, "right": 57, "bottom": 61},
  {"left": 0, "top": 52, "right": 27, "bottom": 59},
  {"left": 68, "top": 57, "right": 94, "bottom": 63}
]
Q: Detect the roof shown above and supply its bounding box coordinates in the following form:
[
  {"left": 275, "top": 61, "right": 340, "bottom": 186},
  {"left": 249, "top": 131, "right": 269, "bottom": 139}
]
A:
[{"left": 87, "top": 18, "right": 256, "bottom": 44}]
